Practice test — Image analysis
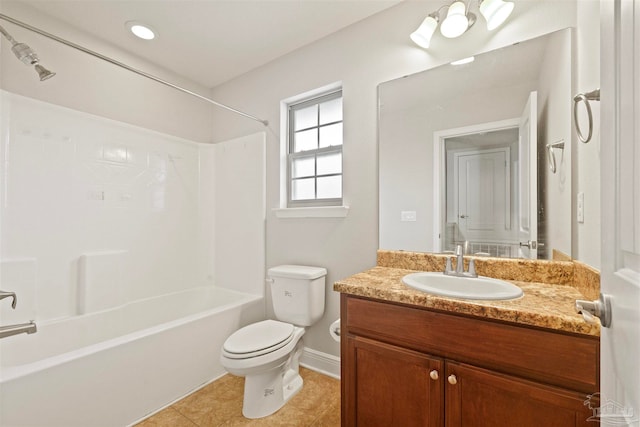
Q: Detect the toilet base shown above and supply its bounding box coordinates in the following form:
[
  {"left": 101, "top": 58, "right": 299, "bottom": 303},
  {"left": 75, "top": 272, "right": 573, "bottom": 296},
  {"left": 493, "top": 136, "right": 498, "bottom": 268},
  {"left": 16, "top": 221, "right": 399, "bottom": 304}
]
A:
[
  {"left": 241, "top": 366, "right": 303, "bottom": 419},
  {"left": 240, "top": 340, "right": 305, "bottom": 419},
  {"left": 282, "top": 368, "right": 303, "bottom": 403}
]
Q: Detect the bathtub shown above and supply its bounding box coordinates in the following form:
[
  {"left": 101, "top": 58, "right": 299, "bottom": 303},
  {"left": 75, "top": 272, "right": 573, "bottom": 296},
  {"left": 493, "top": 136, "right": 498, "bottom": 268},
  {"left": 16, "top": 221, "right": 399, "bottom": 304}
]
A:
[{"left": 0, "top": 286, "right": 263, "bottom": 427}]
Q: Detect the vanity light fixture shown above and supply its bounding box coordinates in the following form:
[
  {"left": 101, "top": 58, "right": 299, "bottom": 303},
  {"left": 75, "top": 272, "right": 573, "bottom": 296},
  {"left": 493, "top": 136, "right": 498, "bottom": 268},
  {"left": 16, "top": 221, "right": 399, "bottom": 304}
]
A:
[
  {"left": 126, "top": 21, "right": 156, "bottom": 40},
  {"left": 410, "top": 0, "right": 514, "bottom": 49}
]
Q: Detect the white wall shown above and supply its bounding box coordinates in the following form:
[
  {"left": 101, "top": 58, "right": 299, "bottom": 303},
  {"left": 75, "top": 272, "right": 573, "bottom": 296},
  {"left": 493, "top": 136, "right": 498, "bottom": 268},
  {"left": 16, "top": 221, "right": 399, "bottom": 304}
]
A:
[
  {"left": 0, "top": 96, "right": 266, "bottom": 328},
  {"left": 0, "top": 92, "right": 204, "bottom": 322},
  {"left": 208, "top": 1, "right": 579, "bottom": 358},
  {"left": 574, "top": 0, "right": 601, "bottom": 268},
  {"left": 211, "top": 132, "right": 266, "bottom": 297}
]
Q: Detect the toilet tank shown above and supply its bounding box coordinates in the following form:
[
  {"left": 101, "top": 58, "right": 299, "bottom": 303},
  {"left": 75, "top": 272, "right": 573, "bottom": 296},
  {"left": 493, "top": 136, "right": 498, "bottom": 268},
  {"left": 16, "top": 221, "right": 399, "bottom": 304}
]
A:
[{"left": 268, "top": 265, "right": 327, "bottom": 326}]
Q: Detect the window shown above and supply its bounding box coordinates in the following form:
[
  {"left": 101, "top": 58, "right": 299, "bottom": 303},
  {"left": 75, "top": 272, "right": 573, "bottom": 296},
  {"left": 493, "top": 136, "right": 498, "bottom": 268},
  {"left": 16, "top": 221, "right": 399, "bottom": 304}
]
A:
[{"left": 287, "top": 90, "right": 343, "bottom": 207}]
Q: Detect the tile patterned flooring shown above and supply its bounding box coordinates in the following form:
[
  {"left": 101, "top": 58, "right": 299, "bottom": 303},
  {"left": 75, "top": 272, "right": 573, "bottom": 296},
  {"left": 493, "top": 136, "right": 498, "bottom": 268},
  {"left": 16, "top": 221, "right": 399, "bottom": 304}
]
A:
[{"left": 136, "top": 368, "right": 341, "bottom": 427}]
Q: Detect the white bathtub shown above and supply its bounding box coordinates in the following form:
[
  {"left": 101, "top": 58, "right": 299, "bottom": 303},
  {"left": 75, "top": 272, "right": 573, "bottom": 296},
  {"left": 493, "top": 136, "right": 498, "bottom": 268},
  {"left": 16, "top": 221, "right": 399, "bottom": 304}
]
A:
[{"left": 0, "top": 286, "right": 263, "bottom": 427}]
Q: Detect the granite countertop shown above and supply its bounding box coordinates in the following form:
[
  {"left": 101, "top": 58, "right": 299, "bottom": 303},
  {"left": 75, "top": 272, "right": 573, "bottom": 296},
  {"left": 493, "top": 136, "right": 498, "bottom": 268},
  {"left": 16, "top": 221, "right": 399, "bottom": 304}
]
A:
[{"left": 334, "top": 266, "right": 600, "bottom": 337}]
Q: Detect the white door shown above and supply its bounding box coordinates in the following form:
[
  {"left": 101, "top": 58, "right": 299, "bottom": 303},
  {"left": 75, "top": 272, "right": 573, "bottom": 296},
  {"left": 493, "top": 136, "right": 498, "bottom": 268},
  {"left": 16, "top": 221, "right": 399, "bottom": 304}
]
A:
[
  {"left": 518, "top": 91, "right": 538, "bottom": 259},
  {"left": 598, "top": 0, "right": 640, "bottom": 424},
  {"left": 455, "top": 148, "right": 511, "bottom": 242}
]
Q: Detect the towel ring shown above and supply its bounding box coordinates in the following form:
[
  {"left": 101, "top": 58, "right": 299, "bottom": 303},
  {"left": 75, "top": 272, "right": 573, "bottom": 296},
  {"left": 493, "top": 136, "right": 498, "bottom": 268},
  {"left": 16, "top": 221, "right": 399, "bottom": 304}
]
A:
[
  {"left": 546, "top": 140, "right": 565, "bottom": 174},
  {"left": 573, "top": 89, "right": 600, "bottom": 143}
]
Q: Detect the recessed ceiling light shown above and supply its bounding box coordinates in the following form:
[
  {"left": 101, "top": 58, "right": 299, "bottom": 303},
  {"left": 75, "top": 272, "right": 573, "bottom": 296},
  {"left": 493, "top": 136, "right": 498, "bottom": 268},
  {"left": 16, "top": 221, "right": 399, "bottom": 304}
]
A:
[{"left": 126, "top": 21, "right": 156, "bottom": 40}]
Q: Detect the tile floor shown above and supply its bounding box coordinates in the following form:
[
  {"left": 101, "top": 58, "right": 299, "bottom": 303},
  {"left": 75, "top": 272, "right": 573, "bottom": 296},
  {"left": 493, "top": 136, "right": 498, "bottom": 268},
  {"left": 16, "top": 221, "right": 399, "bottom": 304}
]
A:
[{"left": 136, "top": 367, "right": 341, "bottom": 427}]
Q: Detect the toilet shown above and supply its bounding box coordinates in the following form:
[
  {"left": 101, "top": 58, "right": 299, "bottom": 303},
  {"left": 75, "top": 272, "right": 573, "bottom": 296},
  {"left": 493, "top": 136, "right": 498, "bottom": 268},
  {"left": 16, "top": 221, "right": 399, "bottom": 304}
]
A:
[{"left": 220, "top": 265, "right": 327, "bottom": 419}]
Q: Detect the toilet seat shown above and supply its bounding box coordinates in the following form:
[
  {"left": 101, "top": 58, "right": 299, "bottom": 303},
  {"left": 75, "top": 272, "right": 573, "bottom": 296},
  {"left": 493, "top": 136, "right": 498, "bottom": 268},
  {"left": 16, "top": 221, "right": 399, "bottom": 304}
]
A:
[{"left": 222, "top": 320, "right": 295, "bottom": 359}]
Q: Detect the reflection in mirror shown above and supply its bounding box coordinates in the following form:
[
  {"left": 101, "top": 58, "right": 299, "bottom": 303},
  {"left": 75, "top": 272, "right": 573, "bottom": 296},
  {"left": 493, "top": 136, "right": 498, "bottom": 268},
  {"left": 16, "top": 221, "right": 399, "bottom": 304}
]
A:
[
  {"left": 379, "top": 29, "right": 572, "bottom": 259},
  {"left": 442, "top": 126, "right": 521, "bottom": 257}
]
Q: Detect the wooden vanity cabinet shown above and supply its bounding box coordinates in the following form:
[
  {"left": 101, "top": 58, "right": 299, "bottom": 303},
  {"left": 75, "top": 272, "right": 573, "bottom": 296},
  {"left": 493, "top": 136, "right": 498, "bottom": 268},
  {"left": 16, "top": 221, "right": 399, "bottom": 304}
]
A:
[
  {"left": 341, "top": 295, "right": 599, "bottom": 427},
  {"left": 348, "top": 335, "right": 444, "bottom": 426},
  {"left": 444, "top": 361, "right": 596, "bottom": 427}
]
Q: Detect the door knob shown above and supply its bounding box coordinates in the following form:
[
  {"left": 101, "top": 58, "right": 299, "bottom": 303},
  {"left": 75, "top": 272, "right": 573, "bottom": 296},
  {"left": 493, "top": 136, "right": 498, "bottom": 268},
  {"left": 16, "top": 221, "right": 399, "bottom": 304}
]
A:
[
  {"left": 448, "top": 374, "right": 457, "bottom": 385},
  {"left": 576, "top": 293, "right": 612, "bottom": 328},
  {"left": 519, "top": 240, "right": 538, "bottom": 249},
  {"left": 429, "top": 370, "right": 439, "bottom": 380}
]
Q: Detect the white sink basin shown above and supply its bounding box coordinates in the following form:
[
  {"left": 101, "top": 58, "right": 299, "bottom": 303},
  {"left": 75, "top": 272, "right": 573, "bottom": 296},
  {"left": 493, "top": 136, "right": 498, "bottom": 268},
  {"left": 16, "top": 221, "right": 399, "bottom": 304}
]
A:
[{"left": 402, "top": 272, "right": 523, "bottom": 300}]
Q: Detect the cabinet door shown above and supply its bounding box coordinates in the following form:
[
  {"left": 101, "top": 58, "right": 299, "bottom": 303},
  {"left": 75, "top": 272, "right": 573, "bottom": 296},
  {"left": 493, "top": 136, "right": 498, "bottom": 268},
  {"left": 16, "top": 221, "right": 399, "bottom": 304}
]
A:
[
  {"left": 345, "top": 335, "right": 443, "bottom": 427},
  {"left": 445, "top": 362, "right": 595, "bottom": 427}
]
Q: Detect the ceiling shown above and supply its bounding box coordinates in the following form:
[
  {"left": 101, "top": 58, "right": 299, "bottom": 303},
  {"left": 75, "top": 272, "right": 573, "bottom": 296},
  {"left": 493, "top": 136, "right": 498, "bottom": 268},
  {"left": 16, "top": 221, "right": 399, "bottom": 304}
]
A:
[{"left": 10, "top": 0, "right": 401, "bottom": 88}]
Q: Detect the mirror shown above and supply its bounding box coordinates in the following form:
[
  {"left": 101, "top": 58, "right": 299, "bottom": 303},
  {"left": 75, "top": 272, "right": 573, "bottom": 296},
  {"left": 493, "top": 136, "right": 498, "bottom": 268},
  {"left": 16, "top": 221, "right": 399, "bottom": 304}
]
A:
[{"left": 379, "top": 29, "right": 572, "bottom": 259}]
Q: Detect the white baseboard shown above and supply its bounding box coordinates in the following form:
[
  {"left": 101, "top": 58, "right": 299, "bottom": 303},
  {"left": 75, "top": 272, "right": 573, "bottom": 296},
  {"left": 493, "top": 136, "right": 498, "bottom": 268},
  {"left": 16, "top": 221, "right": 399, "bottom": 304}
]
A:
[{"left": 300, "top": 347, "right": 341, "bottom": 379}]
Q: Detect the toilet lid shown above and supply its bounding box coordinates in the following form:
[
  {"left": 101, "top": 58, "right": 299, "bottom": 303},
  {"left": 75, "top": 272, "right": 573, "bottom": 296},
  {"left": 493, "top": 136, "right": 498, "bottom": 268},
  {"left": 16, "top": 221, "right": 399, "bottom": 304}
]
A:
[{"left": 223, "top": 320, "right": 294, "bottom": 357}]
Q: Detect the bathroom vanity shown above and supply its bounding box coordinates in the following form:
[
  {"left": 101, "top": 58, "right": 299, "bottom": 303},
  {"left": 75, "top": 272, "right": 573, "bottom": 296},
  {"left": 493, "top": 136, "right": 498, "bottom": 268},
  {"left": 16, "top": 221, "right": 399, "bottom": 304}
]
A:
[{"left": 335, "top": 251, "right": 600, "bottom": 427}]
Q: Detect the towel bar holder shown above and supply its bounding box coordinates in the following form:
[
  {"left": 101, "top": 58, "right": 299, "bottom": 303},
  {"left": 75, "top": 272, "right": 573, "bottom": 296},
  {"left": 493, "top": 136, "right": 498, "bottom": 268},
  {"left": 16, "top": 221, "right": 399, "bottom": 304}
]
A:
[
  {"left": 573, "top": 88, "right": 600, "bottom": 143},
  {"left": 546, "top": 140, "right": 565, "bottom": 174}
]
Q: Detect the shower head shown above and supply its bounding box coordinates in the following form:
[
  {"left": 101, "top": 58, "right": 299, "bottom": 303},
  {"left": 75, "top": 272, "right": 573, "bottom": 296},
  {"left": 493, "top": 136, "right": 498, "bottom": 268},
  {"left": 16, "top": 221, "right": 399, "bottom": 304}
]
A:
[
  {"left": 35, "top": 64, "right": 55, "bottom": 81},
  {"left": 0, "top": 23, "right": 55, "bottom": 81}
]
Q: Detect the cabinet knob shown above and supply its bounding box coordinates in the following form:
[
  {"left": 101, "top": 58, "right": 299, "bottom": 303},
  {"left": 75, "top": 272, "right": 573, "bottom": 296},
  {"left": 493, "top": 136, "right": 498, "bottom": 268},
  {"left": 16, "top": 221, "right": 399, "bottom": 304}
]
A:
[
  {"left": 448, "top": 374, "right": 458, "bottom": 385},
  {"left": 429, "top": 370, "right": 439, "bottom": 380}
]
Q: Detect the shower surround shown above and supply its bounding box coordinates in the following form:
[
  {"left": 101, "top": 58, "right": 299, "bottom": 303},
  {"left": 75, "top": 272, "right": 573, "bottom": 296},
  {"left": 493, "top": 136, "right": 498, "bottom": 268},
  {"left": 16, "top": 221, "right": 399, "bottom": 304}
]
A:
[{"left": 0, "top": 91, "right": 266, "bottom": 425}]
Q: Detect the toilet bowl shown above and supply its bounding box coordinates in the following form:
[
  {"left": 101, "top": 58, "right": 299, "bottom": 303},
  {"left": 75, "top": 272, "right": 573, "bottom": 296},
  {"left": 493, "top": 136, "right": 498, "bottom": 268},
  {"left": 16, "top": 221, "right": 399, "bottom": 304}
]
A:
[
  {"left": 221, "top": 319, "right": 305, "bottom": 376},
  {"left": 220, "top": 320, "right": 306, "bottom": 418},
  {"left": 220, "top": 265, "right": 327, "bottom": 419}
]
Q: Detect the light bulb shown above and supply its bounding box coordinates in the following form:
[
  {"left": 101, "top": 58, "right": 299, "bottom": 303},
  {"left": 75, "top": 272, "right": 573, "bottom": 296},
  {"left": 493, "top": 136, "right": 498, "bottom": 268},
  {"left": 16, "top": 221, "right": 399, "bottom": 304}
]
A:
[
  {"left": 410, "top": 15, "right": 438, "bottom": 49},
  {"left": 440, "top": 1, "right": 469, "bottom": 39},
  {"left": 479, "top": 0, "right": 514, "bottom": 31}
]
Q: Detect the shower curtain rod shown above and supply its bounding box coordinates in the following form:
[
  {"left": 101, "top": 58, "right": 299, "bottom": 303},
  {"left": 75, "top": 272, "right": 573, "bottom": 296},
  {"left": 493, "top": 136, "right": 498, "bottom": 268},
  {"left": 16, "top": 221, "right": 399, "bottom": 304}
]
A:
[{"left": 0, "top": 13, "right": 269, "bottom": 126}]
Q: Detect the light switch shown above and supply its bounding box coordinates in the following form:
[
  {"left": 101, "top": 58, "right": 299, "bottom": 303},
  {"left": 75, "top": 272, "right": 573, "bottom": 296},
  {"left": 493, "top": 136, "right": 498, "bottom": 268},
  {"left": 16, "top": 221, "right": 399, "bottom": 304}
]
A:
[
  {"left": 401, "top": 211, "right": 417, "bottom": 222},
  {"left": 577, "top": 192, "right": 584, "bottom": 223}
]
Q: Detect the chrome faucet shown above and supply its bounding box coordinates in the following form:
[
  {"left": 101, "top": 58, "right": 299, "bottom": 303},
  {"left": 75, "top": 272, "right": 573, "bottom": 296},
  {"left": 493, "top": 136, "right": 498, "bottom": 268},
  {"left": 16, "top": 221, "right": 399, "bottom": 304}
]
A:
[
  {"left": 444, "top": 245, "right": 477, "bottom": 278},
  {"left": 0, "top": 290, "right": 38, "bottom": 339},
  {"left": 0, "top": 290, "right": 17, "bottom": 309},
  {"left": 0, "top": 321, "right": 37, "bottom": 339}
]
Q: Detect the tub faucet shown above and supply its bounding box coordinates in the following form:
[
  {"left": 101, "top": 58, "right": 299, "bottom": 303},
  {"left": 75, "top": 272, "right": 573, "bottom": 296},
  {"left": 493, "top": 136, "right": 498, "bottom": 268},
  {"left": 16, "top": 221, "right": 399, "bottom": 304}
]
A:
[
  {"left": 0, "top": 289, "right": 35, "bottom": 340},
  {"left": 0, "top": 290, "right": 17, "bottom": 309},
  {"left": 444, "top": 245, "right": 477, "bottom": 278},
  {"left": 0, "top": 321, "right": 37, "bottom": 339}
]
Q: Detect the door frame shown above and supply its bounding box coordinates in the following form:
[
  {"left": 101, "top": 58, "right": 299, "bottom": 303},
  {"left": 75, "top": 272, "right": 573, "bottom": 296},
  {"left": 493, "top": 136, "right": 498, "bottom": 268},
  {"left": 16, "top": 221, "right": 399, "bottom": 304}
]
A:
[{"left": 433, "top": 118, "right": 519, "bottom": 252}]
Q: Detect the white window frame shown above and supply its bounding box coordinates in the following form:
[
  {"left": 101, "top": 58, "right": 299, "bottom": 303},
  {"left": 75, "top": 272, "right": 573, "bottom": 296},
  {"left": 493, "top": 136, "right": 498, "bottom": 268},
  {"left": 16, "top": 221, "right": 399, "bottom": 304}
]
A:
[
  {"left": 275, "top": 82, "right": 349, "bottom": 218},
  {"left": 288, "top": 90, "right": 343, "bottom": 208}
]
